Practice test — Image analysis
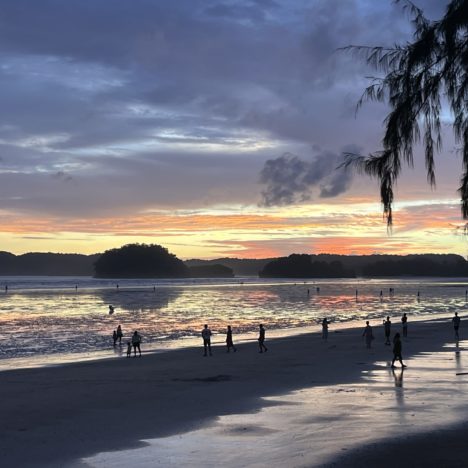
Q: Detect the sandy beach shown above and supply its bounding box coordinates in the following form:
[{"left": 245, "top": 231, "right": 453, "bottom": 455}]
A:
[{"left": 1, "top": 318, "right": 467, "bottom": 467}]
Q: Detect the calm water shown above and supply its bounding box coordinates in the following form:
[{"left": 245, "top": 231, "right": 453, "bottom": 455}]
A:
[{"left": 1, "top": 276, "right": 468, "bottom": 368}]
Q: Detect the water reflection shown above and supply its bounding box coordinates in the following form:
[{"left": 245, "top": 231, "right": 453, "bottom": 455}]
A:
[
  {"left": 2, "top": 279, "right": 468, "bottom": 362},
  {"left": 392, "top": 367, "right": 404, "bottom": 388},
  {"left": 391, "top": 367, "right": 405, "bottom": 409},
  {"left": 97, "top": 287, "right": 181, "bottom": 313}
]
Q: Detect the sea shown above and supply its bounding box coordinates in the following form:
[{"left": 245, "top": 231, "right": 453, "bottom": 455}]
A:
[{"left": 0, "top": 276, "right": 467, "bottom": 370}]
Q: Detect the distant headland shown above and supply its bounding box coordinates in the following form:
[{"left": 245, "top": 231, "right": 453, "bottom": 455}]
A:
[{"left": 1, "top": 245, "right": 468, "bottom": 278}]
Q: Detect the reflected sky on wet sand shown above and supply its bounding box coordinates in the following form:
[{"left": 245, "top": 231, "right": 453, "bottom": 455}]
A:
[{"left": 81, "top": 341, "right": 468, "bottom": 468}]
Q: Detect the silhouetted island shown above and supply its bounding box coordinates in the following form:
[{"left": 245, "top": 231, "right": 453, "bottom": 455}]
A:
[
  {"left": 94, "top": 244, "right": 189, "bottom": 278},
  {"left": 258, "top": 253, "right": 468, "bottom": 278}
]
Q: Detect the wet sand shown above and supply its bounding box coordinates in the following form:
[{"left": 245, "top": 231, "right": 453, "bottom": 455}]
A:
[{"left": 0, "top": 318, "right": 466, "bottom": 467}]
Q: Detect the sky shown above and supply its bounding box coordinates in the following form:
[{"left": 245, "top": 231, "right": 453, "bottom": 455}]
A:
[{"left": 1, "top": 0, "right": 467, "bottom": 259}]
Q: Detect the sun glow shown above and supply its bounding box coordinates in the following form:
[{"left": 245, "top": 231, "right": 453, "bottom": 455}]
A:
[{"left": 2, "top": 198, "right": 467, "bottom": 259}]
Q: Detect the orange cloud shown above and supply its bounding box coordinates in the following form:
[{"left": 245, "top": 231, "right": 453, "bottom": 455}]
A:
[{"left": 2, "top": 200, "right": 466, "bottom": 258}]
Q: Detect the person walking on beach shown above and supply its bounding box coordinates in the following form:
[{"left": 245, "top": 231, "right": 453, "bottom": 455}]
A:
[
  {"left": 384, "top": 317, "right": 391, "bottom": 345},
  {"left": 362, "top": 321, "right": 374, "bottom": 348},
  {"left": 258, "top": 324, "right": 268, "bottom": 353},
  {"left": 202, "top": 324, "right": 212, "bottom": 356},
  {"left": 322, "top": 318, "right": 329, "bottom": 340},
  {"left": 401, "top": 313, "right": 408, "bottom": 337},
  {"left": 453, "top": 312, "right": 461, "bottom": 340},
  {"left": 131, "top": 331, "right": 142, "bottom": 357},
  {"left": 391, "top": 333, "right": 406, "bottom": 368},
  {"left": 116, "top": 325, "right": 123, "bottom": 345},
  {"left": 226, "top": 325, "right": 237, "bottom": 353}
]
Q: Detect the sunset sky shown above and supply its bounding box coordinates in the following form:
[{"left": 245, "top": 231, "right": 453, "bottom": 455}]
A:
[{"left": 1, "top": 0, "right": 466, "bottom": 259}]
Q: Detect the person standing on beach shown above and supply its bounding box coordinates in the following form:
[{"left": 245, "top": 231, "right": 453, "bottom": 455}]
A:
[
  {"left": 452, "top": 312, "right": 461, "bottom": 340},
  {"left": 391, "top": 333, "right": 406, "bottom": 368},
  {"left": 131, "top": 331, "right": 142, "bottom": 357},
  {"left": 258, "top": 324, "right": 268, "bottom": 353},
  {"left": 401, "top": 313, "right": 408, "bottom": 337},
  {"left": 384, "top": 317, "right": 391, "bottom": 345},
  {"left": 322, "top": 318, "right": 329, "bottom": 341},
  {"left": 226, "top": 325, "right": 237, "bottom": 353},
  {"left": 112, "top": 330, "right": 118, "bottom": 347},
  {"left": 362, "top": 321, "right": 374, "bottom": 348},
  {"left": 116, "top": 325, "right": 123, "bottom": 345},
  {"left": 202, "top": 324, "right": 212, "bottom": 356}
]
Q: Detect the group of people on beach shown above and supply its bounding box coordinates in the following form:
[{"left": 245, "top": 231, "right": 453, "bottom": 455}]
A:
[
  {"left": 356, "top": 311, "right": 462, "bottom": 368},
  {"left": 201, "top": 323, "right": 268, "bottom": 356},
  {"left": 360, "top": 314, "right": 408, "bottom": 367},
  {"left": 110, "top": 304, "right": 463, "bottom": 367},
  {"left": 111, "top": 325, "right": 142, "bottom": 357}
]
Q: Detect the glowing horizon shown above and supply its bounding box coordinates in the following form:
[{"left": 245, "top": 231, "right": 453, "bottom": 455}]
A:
[{"left": 0, "top": 1, "right": 463, "bottom": 261}]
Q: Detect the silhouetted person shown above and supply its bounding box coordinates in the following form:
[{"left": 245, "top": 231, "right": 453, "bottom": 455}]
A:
[
  {"left": 322, "top": 318, "right": 329, "bottom": 340},
  {"left": 384, "top": 316, "right": 391, "bottom": 345},
  {"left": 112, "top": 330, "right": 118, "bottom": 347},
  {"left": 380, "top": 290, "right": 383, "bottom": 301},
  {"left": 258, "top": 324, "right": 268, "bottom": 353},
  {"left": 126, "top": 342, "right": 132, "bottom": 357},
  {"left": 116, "top": 284, "right": 119, "bottom": 290},
  {"left": 391, "top": 333, "right": 406, "bottom": 368},
  {"left": 108, "top": 305, "right": 114, "bottom": 315},
  {"left": 316, "top": 287, "right": 320, "bottom": 294},
  {"left": 116, "top": 325, "right": 123, "bottom": 344},
  {"left": 4, "top": 285, "right": 7, "bottom": 293},
  {"left": 132, "top": 331, "right": 142, "bottom": 357},
  {"left": 362, "top": 321, "right": 374, "bottom": 348},
  {"left": 401, "top": 313, "right": 408, "bottom": 337},
  {"left": 453, "top": 312, "right": 461, "bottom": 340},
  {"left": 307, "top": 289, "right": 310, "bottom": 296},
  {"left": 226, "top": 325, "right": 237, "bottom": 353},
  {"left": 202, "top": 324, "right": 212, "bottom": 356},
  {"left": 75, "top": 285, "right": 78, "bottom": 291}
]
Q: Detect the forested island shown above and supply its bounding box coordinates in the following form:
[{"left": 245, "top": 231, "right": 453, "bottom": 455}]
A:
[
  {"left": 1, "top": 246, "right": 468, "bottom": 278},
  {"left": 0, "top": 251, "right": 99, "bottom": 276}
]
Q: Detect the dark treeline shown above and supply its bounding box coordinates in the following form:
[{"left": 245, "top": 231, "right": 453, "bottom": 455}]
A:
[
  {"left": 361, "top": 256, "right": 468, "bottom": 277},
  {"left": 258, "top": 253, "right": 468, "bottom": 278},
  {"left": 259, "top": 254, "right": 354, "bottom": 278},
  {"left": 188, "top": 264, "right": 234, "bottom": 278},
  {"left": 2, "top": 248, "right": 468, "bottom": 278},
  {"left": 186, "top": 257, "right": 272, "bottom": 276},
  {"left": 0, "top": 251, "right": 99, "bottom": 276}
]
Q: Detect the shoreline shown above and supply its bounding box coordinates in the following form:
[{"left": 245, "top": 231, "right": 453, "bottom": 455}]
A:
[
  {"left": 0, "top": 313, "right": 454, "bottom": 372},
  {"left": 0, "top": 311, "right": 457, "bottom": 372},
  {"left": 1, "top": 317, "right": 465, "bottom": 467}
]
